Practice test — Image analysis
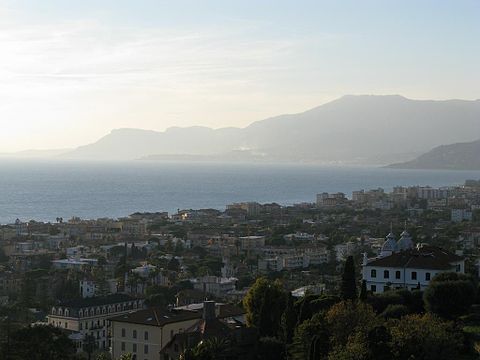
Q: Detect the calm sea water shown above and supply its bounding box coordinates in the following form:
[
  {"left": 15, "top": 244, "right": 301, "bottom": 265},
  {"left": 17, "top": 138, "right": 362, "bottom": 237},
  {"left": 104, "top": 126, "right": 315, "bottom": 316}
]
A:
[{"left": 0, "top": 159, "right": 479, "bottom": 224}]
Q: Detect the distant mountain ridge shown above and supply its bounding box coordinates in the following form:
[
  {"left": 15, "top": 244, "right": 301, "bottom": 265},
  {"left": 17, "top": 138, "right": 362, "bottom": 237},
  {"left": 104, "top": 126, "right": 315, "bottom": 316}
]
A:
[
  {"left": 387, "top": 139, "right": 480, "bottom": 170},
  {"left": 59, "top": 95, "right": 480, "bottom": 164}
]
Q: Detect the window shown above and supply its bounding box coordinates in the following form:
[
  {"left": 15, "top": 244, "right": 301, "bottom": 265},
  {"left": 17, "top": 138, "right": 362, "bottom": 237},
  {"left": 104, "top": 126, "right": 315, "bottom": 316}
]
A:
[
  {"left": 144, "top": 344, "right": 148, "bottom": 354},
  {"left": 371, "top": 269, "right": 376, "bottom": 278},
  {"left": 456, "top": 264, "right": 461, "bottom": 272},
  {"left": 64, "top": 322, "right": 68, "bottom": 329},
  {"left": 144, "top": 331, "right": 149, "bottom": 341},
  {"left": 395, "top": 271, "right": 401, "bottom": 279},
  {"left": 79, "top": 323, "right": 83, "bottom": 330},
  {"left": 383, "top": 270, "right": 389, "bottom": 279},
  {"left": 425, "top": 272, "right": 431, "bottom": 281},
  {"left": 411, "top": 271, "right": 417, "bottom": 280},
  {"left": 133, "top": 343, "right": 137, "bottom": 353},
  {"left": 121, "top": 342, "right": 125, "bottom": 351},
  {"left": 133, "top": 330, "right": 137, "bottom": 339},
  {"left": 371, "top": 285, "right": 376, "bottom": 292},
  {"left": 121, "top": 328, "right": 126, "bottom": 337}
]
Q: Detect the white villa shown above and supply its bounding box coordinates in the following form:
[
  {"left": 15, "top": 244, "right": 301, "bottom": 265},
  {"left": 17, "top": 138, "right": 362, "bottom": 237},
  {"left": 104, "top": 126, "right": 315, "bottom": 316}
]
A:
[{"left": 362, "top": 229, "right": 465, "bottom": 293}]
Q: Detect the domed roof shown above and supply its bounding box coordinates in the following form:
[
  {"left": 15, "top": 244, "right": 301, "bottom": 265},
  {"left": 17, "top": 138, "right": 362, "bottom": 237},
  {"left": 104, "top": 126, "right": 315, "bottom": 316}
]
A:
[
  {"left": 381, "top": 232, "right": 397, "bottom": 252},
  {"left": 397, "top": 230, "right": 414, "bottom": 251}
]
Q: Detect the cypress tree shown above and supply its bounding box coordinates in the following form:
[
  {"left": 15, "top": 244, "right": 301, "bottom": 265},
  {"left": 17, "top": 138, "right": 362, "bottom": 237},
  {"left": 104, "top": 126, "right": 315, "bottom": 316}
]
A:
[
  {"left": 359, "top": 280, "right": 367, "bottom": 301},
  {"left": 340, "top": 256, "right": 357, "bottom": 301},
  {"left": 281, "top": 292, "right": 297, "bottom": 343}
]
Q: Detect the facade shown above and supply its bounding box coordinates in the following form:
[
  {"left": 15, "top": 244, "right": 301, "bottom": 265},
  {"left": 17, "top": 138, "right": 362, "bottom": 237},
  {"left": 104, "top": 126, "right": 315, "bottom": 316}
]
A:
[
  {"left": 451, "top": 209, "right": 473, "bottom": 222},
  {"left": 191, "top": 276, "right": 237, "bottom": 297},
  {"left": 47, "top": 294, "right": 143, "bottom": 351},
  {"left": 362, "top": 231, "right": 465, "bottom": 293},
  {"left": 110, "top": 308, "right": 200, "bottom": 360},
  {"left": 110, "top": 302, "right": 246, "bottom": 360}
]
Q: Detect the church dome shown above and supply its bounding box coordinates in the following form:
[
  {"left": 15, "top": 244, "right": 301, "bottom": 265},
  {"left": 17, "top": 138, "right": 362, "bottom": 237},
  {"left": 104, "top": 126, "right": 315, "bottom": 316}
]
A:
[
  {"left": 381, "top": 232, "right": 397, "bottom": 253},
  {"left": 397, "top": 230, "right": 414, "bottom": 251}
]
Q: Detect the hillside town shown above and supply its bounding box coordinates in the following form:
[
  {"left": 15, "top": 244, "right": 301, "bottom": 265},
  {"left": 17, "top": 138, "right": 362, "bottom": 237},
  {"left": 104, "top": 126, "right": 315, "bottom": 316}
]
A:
[{"left": 2, "top": 180, "right": 480, "bottom": 359}]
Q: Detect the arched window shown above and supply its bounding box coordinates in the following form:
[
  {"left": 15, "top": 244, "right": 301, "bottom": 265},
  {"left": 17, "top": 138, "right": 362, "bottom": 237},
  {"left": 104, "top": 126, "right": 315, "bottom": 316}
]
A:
[
  {"left": 58, "top": 308, "right": 63, "bottom": 316},
  {"left": 52, "top": 308, "right": 56, "bottom": 315},
  {"left": 65, "top": 309, "right": 70, "bottom": 317},
  {"left": 79, "top": 310, "right": 83, "bottom": 317}
]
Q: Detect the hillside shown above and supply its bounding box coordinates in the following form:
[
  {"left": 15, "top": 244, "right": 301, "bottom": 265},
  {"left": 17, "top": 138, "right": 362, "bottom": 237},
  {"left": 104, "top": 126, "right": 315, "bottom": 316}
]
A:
[
  {"left": 62, "top": 95, "right": 480, "bottom": 164},
  {"left": 388, "top": 139, "right": 480, "bottom": 170}
]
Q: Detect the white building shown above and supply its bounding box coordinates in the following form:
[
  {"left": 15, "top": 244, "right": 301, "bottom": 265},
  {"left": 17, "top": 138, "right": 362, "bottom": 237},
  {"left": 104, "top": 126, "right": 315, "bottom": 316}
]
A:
[
  {"left": 451, "top": 209, "right": 473, "bottom": 222},
  {"left": 191, "top": 276, "right": 237, "bottom": 297},
  {"left": 52, "top": 258, "right": 98, "bottom": 270},
  {"left": 362, "top": 231, "right": 465, "bottom": 293}
]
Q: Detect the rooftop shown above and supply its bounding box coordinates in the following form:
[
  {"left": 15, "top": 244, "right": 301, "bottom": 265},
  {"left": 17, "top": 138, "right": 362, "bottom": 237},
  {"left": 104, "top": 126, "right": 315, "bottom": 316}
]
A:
[{"left": 366, "top": 245, "right": 463, "bottom": 270}]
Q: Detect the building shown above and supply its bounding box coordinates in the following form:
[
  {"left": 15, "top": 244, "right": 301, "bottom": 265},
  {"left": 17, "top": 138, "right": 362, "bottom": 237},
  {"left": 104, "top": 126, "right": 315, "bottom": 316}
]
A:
[
  {"left": 110, "top": 302, "right": 246, "bottom": 360},
  {"left": 110, "top": 307, "right": 200, "bottom": 360},
  {"left": 161, "top": 301, "right": 253, "bottom": 360},
  {"left": 191, "top": 276, "right": 237, "bottom": 298},
  {"left": 451, "top": 209, "right": 473, "bottom": 222},
  {"left": 52, "top": 258, "right": 98, "bottom": 270},
  {"left": 362, "top": 231, "right": 465, "bottom": 293},
  {"left": 47, "top": 294, "right": 143, "bottom": 352},
  {"left": 316, "top": 192, "right": 347, "bottom": 207}
]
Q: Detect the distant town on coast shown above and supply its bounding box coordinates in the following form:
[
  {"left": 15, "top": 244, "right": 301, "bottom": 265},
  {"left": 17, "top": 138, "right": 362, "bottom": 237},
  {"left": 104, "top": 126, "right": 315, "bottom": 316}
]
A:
[{"left": 2, "top": 179, "right": 480, "bottom": 358}]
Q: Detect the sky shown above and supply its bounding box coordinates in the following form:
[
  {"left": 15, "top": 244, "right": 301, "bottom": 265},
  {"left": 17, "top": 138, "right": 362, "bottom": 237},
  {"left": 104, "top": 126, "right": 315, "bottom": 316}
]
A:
[{"left": 0, "top": 0, "right": 479, "bottom": 152}]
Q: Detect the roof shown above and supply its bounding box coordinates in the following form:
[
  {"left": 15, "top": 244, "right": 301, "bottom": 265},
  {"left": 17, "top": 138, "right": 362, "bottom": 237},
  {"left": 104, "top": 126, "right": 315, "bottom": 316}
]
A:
[
  {"left": 366, "top": 245, "right": 463, "bottom": 270},
  {"left": 59, "top": 294, "right": 136, "bottom": 308},
  {"left": 109, "top": 307, "right": 201, "bottom": 326},
  {"left": 109, "top": 303, "right": 245, "bottom": 327}
]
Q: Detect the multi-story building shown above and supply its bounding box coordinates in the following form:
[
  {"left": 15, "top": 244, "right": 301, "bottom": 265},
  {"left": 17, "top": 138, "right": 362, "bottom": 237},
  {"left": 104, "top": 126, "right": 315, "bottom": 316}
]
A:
[
  {"left": 451, "top": 209, "right": 473, "bottom": 222},
  {"left": 110, "top": 301, "right": 246, "bottom": 360},
  {"left": 191, "top": 276, "right": 237, "bottom": 298},
  {"left": 110, "top": 307, "right": 200, "bottom": 360},
  {"left": 47, "top": 294, "right": 143, "bottom": 352},
  {"left": 362, "top": 231, "right": 465, "bottom": 293}
]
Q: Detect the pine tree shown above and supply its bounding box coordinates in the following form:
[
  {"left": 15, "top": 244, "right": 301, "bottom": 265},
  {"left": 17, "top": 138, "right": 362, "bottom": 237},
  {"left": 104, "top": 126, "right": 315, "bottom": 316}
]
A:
[{"left": 340, "top": 256, "right": 357, "bottom": 301}]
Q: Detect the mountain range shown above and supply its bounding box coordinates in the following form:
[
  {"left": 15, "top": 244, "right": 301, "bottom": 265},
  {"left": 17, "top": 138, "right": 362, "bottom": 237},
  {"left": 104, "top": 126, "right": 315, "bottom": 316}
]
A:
[
  {"left": 388, "top": 139, "right": 480, "bottom": 170},
  {"left": 7, "top": 95, "right": 480, "bottom": 166}
]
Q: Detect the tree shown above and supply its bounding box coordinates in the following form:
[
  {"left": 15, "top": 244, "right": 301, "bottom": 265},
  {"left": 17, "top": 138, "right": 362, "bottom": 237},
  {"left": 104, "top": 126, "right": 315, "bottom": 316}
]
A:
[
  {"left": 184, "top": 337, "right": 232, "bottom": 360},
  {"left": 95, "top": 353, "right": 111, "bottom": 360},
  {"left": 325, "top": 301, "right": 379, "bottom": 347},
  {"left": 389, "top": 313, "right": 462, "bottom": 360},
  {"left": 2, "top": 325, "right": 76, "bottom": 360},
  {"left": 281, "top": 292, "right": 296, "bottom": 343},
  {"left": 340, "top": 256, "right": 357, "bottom": 301},
  {"left": 258, "top": 337, "right": 285, "bottom": 360},
  {"left": 423, "top": 272, "right": 476, "bottom": 318},
  {"left": 359, "top": 280, "right": 367, "bottom": 302},
  {"left": 118, "top": 354, "right": 134, "bottom": 360},
  {"left": 289, "top": 313, "right": 329, "bottom": 360},
  {"left": 243, "top": 277, "right": 286, "bottom": 337}
]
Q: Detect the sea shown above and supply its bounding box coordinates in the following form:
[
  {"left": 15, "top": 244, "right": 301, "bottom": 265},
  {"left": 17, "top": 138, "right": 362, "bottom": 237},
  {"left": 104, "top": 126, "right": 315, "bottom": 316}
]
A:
[{"left": 1, "top": 159, "right": 479, "bottom": 225}]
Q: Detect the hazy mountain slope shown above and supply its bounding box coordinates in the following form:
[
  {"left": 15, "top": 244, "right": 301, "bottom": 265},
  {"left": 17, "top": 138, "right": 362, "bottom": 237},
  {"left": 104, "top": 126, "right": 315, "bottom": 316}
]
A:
[
  {"left": 63, "top": 95, "right": 480, "bottom": 163},
  {"left": 0, "top": 149, "right": 71, "bottom": 158},
  {"left": 388, "top": 139, "right": 480, "bottom": 170}
]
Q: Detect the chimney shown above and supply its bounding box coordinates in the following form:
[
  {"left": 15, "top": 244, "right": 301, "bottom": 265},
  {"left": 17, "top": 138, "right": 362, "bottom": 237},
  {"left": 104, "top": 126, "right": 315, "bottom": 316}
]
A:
[{"left": 203, "top": 301, "right": 216, "bottom": 321}]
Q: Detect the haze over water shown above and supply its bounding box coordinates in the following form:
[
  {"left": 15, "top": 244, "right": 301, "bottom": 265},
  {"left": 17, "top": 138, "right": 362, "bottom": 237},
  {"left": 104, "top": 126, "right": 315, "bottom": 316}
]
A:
[{"left": 1, "top": 160, "right": 479, "bottom": 224}]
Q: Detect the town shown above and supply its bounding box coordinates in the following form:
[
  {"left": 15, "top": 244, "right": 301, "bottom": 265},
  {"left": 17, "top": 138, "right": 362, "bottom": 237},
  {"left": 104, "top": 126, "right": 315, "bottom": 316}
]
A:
[{"left": 2, "top": 180, "right": 480, "bottom": 359}]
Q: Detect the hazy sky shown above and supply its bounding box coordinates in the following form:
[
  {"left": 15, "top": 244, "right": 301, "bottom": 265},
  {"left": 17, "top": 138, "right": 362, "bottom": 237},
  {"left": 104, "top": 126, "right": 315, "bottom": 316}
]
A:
[{"left": 0, "top": 0, "right": 479, "bottom": 152}]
